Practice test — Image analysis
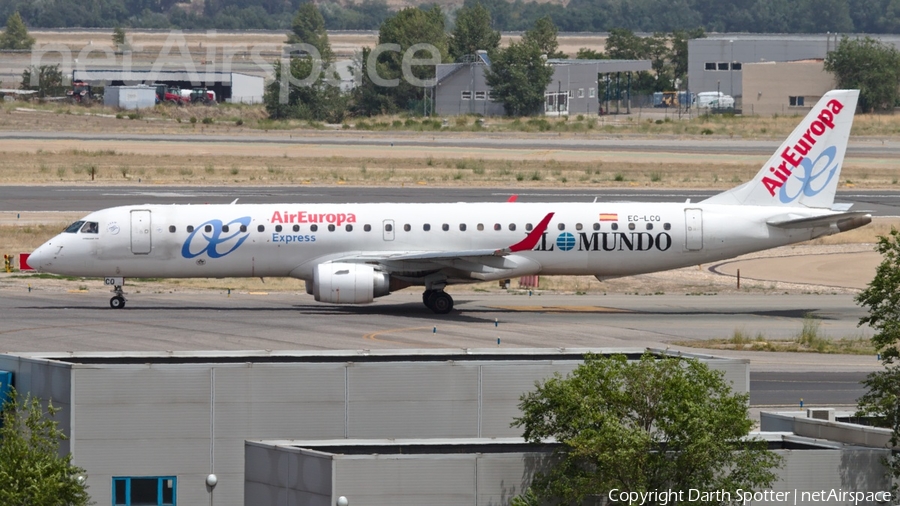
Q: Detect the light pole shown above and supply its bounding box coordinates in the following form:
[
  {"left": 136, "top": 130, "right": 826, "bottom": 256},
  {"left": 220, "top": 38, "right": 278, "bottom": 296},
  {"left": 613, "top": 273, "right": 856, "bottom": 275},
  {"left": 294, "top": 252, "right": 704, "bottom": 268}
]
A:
[{"left": 729, "top": 39, "right": 734, "bottom": 97}]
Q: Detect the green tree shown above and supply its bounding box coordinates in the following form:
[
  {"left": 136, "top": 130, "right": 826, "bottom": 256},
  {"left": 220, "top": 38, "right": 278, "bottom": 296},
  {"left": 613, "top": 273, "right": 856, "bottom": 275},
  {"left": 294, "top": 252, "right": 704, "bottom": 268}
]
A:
[
  {"left": 0, "top": 387, "right": 90, "bottom": 505},
  {"left": 485, "top": 40, "right": 553, "bottom": 116},
  {"left": 825, "top": 36, "right": 900, "bottom": 112},
  {"left": 575, "top": 47, "right": 605, "bottom": 59},
  {"left": 514, "top": 353, "right": 782, "bottom": 504},
  {"left": 264, "top": 57, "right": 346, "bottom": 123},
  {"left": 20, "top": 64, "right": 65, "bottom": 98},
  {"left": 112, "top": 25, "right": 127, "bottom": 51},
  {"left": 376, "top": 5, "right": 448, "bottom": 112},
  {"left": 522, "top": 15, "right": 566, "bottom": 59},
  {"left": 671, "top": 28, "right": 705, "bottom": 85},
  {"left": 287, "top": 2, "right": 334, "bottom": 64},
  {"left": 855, "top": 228, "right": 900, "bottom": 501},
  {"left": 449, "top": 2, "right": 500, "bottom": 61},
  {"left": 0, "top": 11, "right": 34, "bottom": 50}
]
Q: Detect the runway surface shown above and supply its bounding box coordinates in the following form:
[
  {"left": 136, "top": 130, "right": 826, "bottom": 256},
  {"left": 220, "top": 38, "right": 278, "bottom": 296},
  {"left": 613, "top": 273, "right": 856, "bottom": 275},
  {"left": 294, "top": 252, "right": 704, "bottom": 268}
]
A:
[
  {"left": 0, "top": 289, "right": 874, "bottom": 406},
  {"left": 2, "top": 186, "right": 900, "bottom": 216}
]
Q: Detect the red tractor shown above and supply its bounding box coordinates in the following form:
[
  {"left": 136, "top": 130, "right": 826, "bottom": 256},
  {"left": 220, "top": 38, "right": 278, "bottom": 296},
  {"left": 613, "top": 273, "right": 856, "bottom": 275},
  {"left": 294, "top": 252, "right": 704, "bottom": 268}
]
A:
[
  {"left": 154, "top": 84, "right": 190, "bottom": 105},
  {"left": 66, "top": 81, "right": 94, "bottom": 104}
]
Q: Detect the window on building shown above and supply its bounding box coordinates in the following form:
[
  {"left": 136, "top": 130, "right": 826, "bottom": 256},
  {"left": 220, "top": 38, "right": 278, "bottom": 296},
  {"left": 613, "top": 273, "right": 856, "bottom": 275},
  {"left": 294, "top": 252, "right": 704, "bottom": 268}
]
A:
[
  {"left": 461, "top": 90, "right": 472, "bottom": 100},
  {"left": 731, "top": 62, "right": 742, "bottom": 70},
  {"left": 705, "top": 62, "right": 716, "bottom": 70},
  {"left": 577, "top": 88, "right": 584, "bottom": 98},
  {"left": 589, "top": 88, "right": 595, "bottom": 98},
  {"left": 474, "top": 91, "right": 486, "bottom": 100},
  {"left": 113, "top": 476, "right": 176, "bottom": 506},
  {"left": 568, "top": 90, "right": 574, "bottom": 98},
  {"left": 789, "top": 96, "right": 805, "bottom": 106},
  {"left": 717, "top": 62, "right": 729, "bottom": 70},
  {"left": 487, "top": 91, "right": 494, "bottom": 100}
]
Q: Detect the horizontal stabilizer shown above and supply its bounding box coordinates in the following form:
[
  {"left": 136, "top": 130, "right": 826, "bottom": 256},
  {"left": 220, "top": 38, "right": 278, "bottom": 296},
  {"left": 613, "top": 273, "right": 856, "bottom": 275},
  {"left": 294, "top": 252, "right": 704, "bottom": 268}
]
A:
[{"left": 767, "top": 211, "right": 871, "bottom": 231}]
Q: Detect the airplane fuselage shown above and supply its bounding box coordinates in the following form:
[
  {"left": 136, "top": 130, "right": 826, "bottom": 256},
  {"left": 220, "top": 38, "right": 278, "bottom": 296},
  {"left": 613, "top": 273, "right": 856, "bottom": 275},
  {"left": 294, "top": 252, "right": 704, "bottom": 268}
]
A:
[{"left": 32, "top": 202, "right": 831, "bottom": 282}]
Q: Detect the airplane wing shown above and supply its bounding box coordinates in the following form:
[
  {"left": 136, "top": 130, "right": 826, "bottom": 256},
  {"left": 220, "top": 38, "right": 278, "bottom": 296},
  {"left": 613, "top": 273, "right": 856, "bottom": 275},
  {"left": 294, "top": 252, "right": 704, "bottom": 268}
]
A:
[
  {"left": 767, "top": 211, "right": 872, "bottom": 230},
  {"left": 326, "top": 212, "right": 554, "bottom": 281}
]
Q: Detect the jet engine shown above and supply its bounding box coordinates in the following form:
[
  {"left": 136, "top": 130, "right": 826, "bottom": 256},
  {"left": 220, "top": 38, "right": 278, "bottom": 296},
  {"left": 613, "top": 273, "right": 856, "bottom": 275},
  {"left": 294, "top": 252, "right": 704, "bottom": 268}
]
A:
[{"left": 310, "top": 263, "right": 391, "bottom": 304}]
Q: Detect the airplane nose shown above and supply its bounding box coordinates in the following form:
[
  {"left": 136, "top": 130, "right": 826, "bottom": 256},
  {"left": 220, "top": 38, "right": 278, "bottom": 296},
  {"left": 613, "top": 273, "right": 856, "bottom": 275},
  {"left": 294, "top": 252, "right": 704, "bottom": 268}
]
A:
[{"left": 28, "top": 244, "right": 53, "bottom": 272}]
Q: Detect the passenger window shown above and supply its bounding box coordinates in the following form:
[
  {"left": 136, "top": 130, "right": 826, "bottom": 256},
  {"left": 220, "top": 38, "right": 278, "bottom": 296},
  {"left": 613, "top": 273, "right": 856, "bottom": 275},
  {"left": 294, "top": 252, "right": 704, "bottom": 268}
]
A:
[
  {"left": 575, "top": 223, "right": 583, "bottom": 231},
  {"left": 460, "top": 224, "right": 467, "bottom": 231},
  {"left": 525, "top": 223, "right": 533, "bottom": 231},
  {"left": 477, "top": 224, "right": 484, "bottom": 231},
  {"left": 258, "top": 225, "right": 265, "bottom": 232},
  {"left": 424, "top": 224, "right": 431, "bottom": 231},
  {"left": 222, "top": 225, "right": 229, "bottom": 233},
  {"left": 240, "top": 225, "right": 248, "bottom": 232},
  {"left": 310, "top": 224, "right": 318, "bottom": 232},
  {"left": 646, "top": 223, "right": 653, "bottom": 230},
  {"left": 384, "top": 224, "right": 392, "bottom": 232},
  {"left": 628, "top": 223, "right": 635, "bottom": 230},
  {"left": 442, "top": 224, "right": 449, "bottom": 231},
  {"left": 593, "top": 223, "right": 600, "bottom": 231},
  {"left": 346, "top": 224, "right": 353, "bottom": 232},
  {"left": 557, "top": 223, "right": 565, "bottom": 231},
  {"left": 187, "top": 226, "right": 194, "bottom": 233},
  {"left": 494, "top": 224, "right": 501, "bottom": 231},
  {"left": 275, "top": 225, "right": 282, "bottom": 232},
  {"left": 328, "top": 224, "right": 335, "bottom": 232},
  {"left": 664, "top": 223, "right": 671, "bottom": 230},
  {"left": 168, "top": 225, "right": 176, "bottom": 233},
  {"left": 364, "top": 224, "right": 371, "bottom": 232},
  {"left": 293, "top": 225, "right": 300, "bottom": 232},
  {"left": 611, "top": 223, "right": 619, "bottom": 230},
  {"left": 80, "top": 222, "right": 99, "bottom": 234},
  {"left": 64, "top": 221, "right": 85, "bottom": 233},
  {"left": 205, "top": 224, "right": 213, "bottom": 233},
  {"left": 509, "top": 224, "right": 516, "bottom": 231},
  {"left": 404, "top": 224, "right": 411, "bottom": 232}
]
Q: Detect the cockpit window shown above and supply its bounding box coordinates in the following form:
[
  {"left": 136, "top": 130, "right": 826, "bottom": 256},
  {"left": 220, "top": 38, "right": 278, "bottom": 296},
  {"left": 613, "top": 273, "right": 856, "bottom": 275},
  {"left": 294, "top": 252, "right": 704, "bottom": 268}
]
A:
[
  {"left": 64, "top": 221, "right": 85, "bottom": 233},
  {"left": 80, "top": 222, "right": 99, "bottom": 234}
]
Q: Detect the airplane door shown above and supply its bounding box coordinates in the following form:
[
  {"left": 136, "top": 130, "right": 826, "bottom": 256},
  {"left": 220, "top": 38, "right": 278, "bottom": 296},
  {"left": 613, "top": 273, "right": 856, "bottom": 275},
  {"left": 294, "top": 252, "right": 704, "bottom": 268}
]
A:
[
  {"left": 131, "top": 210, "right": 152, "bottom": 254},
  {"left": 684, "top": 208, "right": 702, "bottom": 251},
  {"left": 383, "top": 220, "right": 395, "bottom": 241}
]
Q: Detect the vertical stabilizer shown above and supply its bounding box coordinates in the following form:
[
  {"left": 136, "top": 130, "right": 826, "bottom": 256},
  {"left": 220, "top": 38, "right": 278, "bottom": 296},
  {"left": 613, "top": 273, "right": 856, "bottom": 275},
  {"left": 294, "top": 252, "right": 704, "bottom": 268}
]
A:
[{"left": 702, "top": 90, "right": 859, "bottom": 208}]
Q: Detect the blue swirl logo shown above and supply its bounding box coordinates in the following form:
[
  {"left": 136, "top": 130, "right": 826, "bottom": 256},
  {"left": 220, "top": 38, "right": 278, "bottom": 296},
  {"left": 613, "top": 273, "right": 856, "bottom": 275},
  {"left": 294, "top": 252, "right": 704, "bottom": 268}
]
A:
[
  {"left": 556, "top": 232, "right": 576, "bottom": 251},
  {"left": 182, "top": 217, "right": 252, "bottom": 259},
  {"left": 779, "top": 146, "right": 839, "bottom": 204}
]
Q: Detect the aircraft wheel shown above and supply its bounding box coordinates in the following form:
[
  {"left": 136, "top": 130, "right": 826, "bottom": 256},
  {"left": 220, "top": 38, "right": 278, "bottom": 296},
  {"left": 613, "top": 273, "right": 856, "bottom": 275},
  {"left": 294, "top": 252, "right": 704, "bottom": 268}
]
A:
[
  {"left": 422, "top": 289, "right": 435, "bottom": 308},
  {"left": 429, "top": 292, "right": 453, "bottom": 314},
  {"left": 110, "top": 296, "right": 126, "bottom": 309}
]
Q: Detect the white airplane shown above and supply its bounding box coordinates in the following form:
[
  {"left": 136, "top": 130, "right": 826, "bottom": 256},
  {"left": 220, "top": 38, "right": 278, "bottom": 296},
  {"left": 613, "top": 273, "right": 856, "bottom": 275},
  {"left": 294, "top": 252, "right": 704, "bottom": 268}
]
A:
[{"left": 29, "top": 90, "right": 870, "bottom": 314}]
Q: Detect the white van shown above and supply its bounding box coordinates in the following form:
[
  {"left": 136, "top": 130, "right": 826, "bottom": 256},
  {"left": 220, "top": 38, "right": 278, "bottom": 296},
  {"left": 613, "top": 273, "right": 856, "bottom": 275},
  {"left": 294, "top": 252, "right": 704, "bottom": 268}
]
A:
[{"left": 696, "top": 91, "right": 735, "bottom": 109}]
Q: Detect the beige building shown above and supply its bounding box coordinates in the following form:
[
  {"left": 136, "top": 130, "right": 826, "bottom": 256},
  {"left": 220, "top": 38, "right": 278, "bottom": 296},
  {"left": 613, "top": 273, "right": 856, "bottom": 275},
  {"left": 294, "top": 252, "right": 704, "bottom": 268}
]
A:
[{"left": 741, "top": 60, "right": 837, "bottom": 116}]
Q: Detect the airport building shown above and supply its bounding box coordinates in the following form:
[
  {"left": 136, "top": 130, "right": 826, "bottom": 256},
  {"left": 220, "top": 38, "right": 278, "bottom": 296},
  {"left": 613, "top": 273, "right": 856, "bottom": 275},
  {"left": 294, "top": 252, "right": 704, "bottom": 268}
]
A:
[
  {"left": 687, "top": 34, "right": 900, "bottom": 114},
  {"left": 433, "top": 52, "right": 651, "bottom": 117},
  {"left": 0, "top": 348, "right": 746, "bottom": 506},
  {"left": 72, "top": 69, "right": 265, "bottom": 104}
]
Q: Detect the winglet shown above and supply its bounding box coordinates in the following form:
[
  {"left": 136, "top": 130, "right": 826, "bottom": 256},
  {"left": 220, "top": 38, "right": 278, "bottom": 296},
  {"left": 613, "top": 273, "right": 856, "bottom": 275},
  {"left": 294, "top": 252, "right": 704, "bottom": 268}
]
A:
[
  {"left": 497, "top": 212, "right": 554, "bottom": 255},
  {"left": 507, "top": 195, "right": 518, "bottom": 203}
]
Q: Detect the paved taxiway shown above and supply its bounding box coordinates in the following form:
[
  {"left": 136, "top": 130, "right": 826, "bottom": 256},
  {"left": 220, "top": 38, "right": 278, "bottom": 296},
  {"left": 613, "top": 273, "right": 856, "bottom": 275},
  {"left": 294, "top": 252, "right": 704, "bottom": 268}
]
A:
[
  {"left": 2, "top": 186, "right": 900, "bottom": 216},
  {"left": 0, "top": 288, "right": 876, "bottom": 406}
]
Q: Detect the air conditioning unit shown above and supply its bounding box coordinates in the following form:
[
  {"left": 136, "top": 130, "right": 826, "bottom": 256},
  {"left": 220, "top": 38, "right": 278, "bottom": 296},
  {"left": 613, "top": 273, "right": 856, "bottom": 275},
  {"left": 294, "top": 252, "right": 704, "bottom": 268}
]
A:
[{"left": 807, "top": 408, "right": 835, "bottom": 422}]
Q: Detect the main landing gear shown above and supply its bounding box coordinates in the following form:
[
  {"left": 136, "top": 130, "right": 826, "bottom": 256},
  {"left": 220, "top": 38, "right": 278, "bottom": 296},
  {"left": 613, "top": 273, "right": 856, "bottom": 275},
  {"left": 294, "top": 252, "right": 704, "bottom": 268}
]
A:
[
  {"left": 110, "top": 284, "right": 126, "bottom": 309},
  {"left": 422, "top": 289, "right": 454, "bottom": 314}
]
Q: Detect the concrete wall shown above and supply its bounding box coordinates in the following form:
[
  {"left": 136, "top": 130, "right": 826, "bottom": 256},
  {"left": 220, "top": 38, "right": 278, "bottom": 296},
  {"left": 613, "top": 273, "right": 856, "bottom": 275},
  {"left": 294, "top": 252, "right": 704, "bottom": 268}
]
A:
[
  {"left": 245, "top": 440, "right": 891, "bottom": 506},
  {"left": 0, "top": 350, "right": 748, "bottom": 506},
  {"left": 742, "top": 61, "right": 836, "bottom": 116}
]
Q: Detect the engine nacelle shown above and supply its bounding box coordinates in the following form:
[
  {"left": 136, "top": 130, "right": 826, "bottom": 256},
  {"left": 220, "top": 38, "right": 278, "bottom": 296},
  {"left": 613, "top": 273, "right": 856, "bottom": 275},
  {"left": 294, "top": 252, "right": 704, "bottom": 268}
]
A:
[{"left": 311, "top": 263, "right": 391, "bottom": 304}]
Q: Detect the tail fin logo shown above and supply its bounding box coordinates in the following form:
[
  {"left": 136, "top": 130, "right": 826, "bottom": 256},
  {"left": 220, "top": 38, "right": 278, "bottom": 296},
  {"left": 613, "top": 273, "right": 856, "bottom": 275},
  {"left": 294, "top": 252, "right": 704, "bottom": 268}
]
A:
[{"left": 760, "top": 98, "right": 846, "bottom": 201}]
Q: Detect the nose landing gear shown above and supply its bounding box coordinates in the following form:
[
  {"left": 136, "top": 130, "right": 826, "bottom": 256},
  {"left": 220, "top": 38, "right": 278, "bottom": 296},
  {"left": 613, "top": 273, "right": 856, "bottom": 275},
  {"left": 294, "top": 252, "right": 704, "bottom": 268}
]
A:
[{"left": 422, "top": 289, "right": 453, "bottom": 314}]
